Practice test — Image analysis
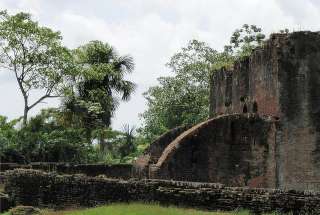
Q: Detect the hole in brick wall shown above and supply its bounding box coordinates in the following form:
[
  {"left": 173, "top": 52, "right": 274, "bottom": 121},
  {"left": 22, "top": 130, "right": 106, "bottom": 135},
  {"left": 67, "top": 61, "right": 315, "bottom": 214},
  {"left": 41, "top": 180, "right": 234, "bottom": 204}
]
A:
[
  {"left": 253, "top": 101, "right": 258, "bottom": 113},
  {"left": 243, "top": 104, "right": 248, "bottom": 113},
  {"left": 225, "top": 101, "right": 231, "bottom": 107},
  {"left": 274, "top": 116, "right": 280, "bottom": 121}
]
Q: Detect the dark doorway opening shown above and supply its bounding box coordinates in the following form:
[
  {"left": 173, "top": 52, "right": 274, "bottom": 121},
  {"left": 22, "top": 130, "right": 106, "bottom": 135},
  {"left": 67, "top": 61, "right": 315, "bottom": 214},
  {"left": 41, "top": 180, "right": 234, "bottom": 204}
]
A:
[{"left": 243, "top": 104, "right": 248, "bottom": 113}]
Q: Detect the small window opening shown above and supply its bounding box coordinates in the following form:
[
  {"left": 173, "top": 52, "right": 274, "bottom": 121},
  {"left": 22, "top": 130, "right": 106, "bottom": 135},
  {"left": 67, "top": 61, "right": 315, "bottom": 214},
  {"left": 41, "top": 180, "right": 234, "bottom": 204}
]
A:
[{"left": 253, "top": 101, "right": 258, "bottom": 113}]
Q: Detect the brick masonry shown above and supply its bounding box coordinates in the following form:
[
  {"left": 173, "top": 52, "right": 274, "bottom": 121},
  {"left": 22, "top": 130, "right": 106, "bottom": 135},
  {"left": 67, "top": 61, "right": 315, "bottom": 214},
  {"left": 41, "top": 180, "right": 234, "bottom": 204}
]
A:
[
  {"left": 149, "top": 114, "right": 279, "bottom": 188},
  {"left": 209, "top": 31, "right": 320, "bottom": 191},
  {"left": 133, "top": 125, "right": 191, "bottom": 178}
]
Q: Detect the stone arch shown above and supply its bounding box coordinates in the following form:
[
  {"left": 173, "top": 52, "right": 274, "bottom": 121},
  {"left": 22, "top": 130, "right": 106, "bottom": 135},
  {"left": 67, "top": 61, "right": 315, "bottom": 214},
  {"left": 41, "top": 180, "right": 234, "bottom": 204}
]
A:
[
  {"left": 150, "top": 114, "right": 277, "bottom": 188},
  {"left": 132, "top": 125, "right": 191, "bottom": 178}
]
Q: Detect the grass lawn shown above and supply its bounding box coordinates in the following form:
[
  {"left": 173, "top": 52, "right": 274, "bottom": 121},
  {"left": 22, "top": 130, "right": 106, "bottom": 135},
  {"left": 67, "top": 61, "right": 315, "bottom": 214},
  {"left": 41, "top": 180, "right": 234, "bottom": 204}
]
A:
[
  {"left": 1, "top": 203, "right": 277, "bottom": 215},
  {"left": 50, "top": 203, "right": 240, "bottom": 215}
]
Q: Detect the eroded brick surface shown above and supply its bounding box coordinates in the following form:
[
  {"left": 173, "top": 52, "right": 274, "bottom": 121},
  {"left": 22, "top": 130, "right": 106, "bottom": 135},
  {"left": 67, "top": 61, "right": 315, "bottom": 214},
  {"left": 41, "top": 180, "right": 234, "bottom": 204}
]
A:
[{"left": 150, "top": 114, "right": 278, "bottom": 188}]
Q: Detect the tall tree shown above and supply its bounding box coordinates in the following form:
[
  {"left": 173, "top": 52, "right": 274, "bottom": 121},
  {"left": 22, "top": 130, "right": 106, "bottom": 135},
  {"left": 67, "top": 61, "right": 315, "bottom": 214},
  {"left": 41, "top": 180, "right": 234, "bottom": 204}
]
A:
[
  {"left": 64, "top": 41, "right": 136, "bottom": 143},
  {"left": 0, "top": 10, "right": 73, "bottom": 125},
  {"left": 140, "top": 40, "right": 218, "bottom": 140},
  {"left": 140, "top": 25, "right": 266, "bottom": 141}
]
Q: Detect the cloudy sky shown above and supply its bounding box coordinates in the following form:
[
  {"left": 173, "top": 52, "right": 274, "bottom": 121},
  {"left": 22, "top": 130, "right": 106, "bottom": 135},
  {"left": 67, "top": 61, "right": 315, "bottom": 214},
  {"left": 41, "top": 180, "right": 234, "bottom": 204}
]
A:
[{"left": 0, "top": 0, "right": 319, "bottom": 129}]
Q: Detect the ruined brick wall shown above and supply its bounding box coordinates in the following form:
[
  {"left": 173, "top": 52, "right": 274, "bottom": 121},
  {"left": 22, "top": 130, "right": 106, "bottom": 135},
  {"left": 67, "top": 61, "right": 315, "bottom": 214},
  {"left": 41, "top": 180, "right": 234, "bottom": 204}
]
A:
[
  {"left": 209, "top": 68, "right": 233, "bottom": 115},
  {"left": 209, "top": 32, "right": 320, "bottom": 191},
  {"left": 210, "top": 34, "right": 283, "bottom": 117},
  {"left": 149, "top": 114, "right": 278, "bottom": 188},
  {"left": 4, "top": 169, "right": 320, "bottom": 214},
  {"left": 276, "top": 32, "right": 320, "bottom": 191}
]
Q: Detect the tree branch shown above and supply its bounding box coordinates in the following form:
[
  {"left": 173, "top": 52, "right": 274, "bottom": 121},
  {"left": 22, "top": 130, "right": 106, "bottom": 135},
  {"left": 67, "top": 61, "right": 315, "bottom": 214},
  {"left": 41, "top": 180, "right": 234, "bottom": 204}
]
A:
[
  {"left": 28, "top": 89, "right": 61, "bottom": 111},
  {"left": 0, "top": 64, "right": 14, "bottom": 71}
]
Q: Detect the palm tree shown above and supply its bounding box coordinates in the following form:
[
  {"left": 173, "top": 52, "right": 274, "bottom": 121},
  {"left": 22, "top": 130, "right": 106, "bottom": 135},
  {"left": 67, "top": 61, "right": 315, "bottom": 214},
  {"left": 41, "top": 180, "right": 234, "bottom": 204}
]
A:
[
  {"left": 119, "top": 124, "right": 136, "bottom": 159},
  {"left": 63, "top": 41, "right": 136, "bottom": 146}
]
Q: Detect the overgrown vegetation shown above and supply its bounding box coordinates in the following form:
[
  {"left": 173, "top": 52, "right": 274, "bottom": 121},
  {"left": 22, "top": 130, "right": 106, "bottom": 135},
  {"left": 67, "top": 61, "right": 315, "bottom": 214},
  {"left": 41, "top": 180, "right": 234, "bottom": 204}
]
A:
[
  {"left": 0, "top": 10, "right": 147, "bottom": 164},
  {"left": 0, "top": 10, "right": 267, "bottom": 163},
  {"left": 0, "top": 110, "right": 148, "bottom": 163}
]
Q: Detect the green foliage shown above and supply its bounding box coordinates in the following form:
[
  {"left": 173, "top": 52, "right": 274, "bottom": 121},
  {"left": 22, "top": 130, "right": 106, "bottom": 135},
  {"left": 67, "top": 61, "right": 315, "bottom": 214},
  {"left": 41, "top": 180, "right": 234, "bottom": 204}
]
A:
[
  {"left": 0, "top": 116, "right": 21, "bottom": 162},
  {"left": 0, "top": 116, "right": 18, "bottom": 147},
  {"left": 92, "top": 124, "right": 147, "bottom": 164},
  {"left": 224, "top": 24, "right": 265, "bottom": 59},
  {"left": 0, "top": 109, "right": 97, "bottom": 163},
  {"left": 0, "top": 110, "right": 148, "bottom": 164},
  {"left": 140, "top": 40, "right": 216, "bottom": 140},
  {"left": 0, "top": 10, "right": 73, "bottom": 125}
]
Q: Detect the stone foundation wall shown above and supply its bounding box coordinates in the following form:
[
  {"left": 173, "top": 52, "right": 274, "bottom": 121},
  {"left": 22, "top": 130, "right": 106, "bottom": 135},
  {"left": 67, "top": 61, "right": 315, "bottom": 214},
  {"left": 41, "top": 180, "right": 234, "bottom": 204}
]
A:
[{"left": 4, "top": 169, "right": 320, "bottom": 214}]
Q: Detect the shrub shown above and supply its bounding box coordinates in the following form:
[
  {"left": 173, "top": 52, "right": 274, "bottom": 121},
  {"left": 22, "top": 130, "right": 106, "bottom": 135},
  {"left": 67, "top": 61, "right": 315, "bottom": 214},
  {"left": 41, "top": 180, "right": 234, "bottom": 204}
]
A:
[{"left": 9, "top": 206, "right": 42, "bottom": 215}]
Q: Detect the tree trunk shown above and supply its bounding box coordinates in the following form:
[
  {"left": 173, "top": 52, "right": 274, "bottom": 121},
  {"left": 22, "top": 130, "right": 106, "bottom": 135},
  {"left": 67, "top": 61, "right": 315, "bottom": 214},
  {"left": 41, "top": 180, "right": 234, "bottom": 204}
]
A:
[
  {"left": 99, "top": 137, "right": 108, "bottom": 152},
  {"left": 23, "top": 99, "right": 28, "bottom": 126}
]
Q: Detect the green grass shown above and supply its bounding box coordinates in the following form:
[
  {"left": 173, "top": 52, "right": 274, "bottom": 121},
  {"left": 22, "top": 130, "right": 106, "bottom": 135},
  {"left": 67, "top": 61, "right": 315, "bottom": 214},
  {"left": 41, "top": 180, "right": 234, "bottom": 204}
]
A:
[
  {"left": 1, "top": 203, "right": 278, "bottom": 215},
  {"left": 56, "top": 203, "right": 234, "bottom": 215},
  {"left": 48, "top": 203, "right": 277, "bottom": 215}
]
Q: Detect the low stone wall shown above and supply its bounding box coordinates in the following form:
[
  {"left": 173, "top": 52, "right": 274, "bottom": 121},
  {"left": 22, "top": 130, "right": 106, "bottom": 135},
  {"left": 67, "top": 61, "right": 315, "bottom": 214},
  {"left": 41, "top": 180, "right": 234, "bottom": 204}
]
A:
[
  {"left": 4, "top": 169, "right": 320, "bottom": 214},
  {"left": 0, "top": 163, "right": 132, "bottom": 179}
]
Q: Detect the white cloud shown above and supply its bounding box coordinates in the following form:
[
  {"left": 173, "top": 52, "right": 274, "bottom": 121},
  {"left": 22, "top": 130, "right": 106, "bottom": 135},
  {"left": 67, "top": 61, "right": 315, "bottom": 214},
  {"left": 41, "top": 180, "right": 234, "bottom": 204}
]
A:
[{"left": 0, "top": 0, "right": 319, "bottom": 129}]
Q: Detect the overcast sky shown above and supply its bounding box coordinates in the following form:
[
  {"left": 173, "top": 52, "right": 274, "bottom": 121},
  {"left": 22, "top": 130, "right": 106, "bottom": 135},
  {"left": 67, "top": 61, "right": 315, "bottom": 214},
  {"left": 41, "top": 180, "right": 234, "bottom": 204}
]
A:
[{"left": 0, "top": 0, "right": 319, "bottom": 129}]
